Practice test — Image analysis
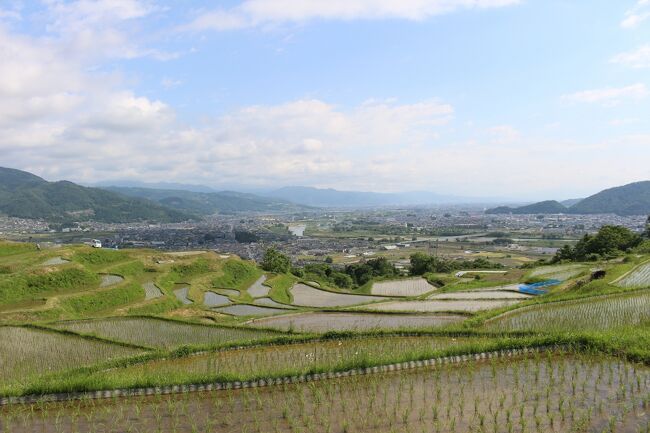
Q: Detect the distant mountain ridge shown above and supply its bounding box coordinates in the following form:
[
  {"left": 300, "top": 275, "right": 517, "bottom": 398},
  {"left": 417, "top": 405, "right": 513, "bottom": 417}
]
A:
[
  {"left": 0, "top": 167, "right": 191, "bottom": 223},
  {"left": 265, "top": 186, "right": 494, "bottom": 207},
  {"left": 103, "top": 186, "right": 311, "bottom": 215},
  {"left": 486, "top": 181, "right": 650, "bottom": 216}
]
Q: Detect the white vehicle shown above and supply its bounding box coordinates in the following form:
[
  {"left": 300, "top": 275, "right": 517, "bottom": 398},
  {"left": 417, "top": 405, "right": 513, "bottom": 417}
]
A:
[{"left": 91, "top": 239, "right": 102, "bottom": 248}]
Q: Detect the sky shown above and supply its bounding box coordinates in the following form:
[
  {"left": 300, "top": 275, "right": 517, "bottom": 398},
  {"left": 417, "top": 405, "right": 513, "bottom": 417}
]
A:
[{"left": 1, "top": 0, "right": 649, "bottom": 200}]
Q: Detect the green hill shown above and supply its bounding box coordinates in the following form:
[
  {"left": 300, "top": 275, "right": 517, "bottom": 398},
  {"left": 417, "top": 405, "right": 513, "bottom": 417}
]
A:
[
  {"left": 0, "top": 167, "right": 192, "bottom": 223},
  {"left": 103, "top": 186, "right": 311, "bottom": 215},
  {"left": 568, "top": 181, "right": 650, "bottom": 216},
  {"left": 486, "top": 200, "right": 567, "bottom": 215}
]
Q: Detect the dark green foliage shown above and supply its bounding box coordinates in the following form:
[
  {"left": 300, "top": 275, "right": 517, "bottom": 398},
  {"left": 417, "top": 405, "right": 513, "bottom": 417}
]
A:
[
  {"left": 0, "top": 167, "right": 191, "bottom": 223},
  {"left": 234, "top": 231, "right": 260, "bottom": 243},
  {"left": 212, "top": 260, "right": 260, "bottom": 289},
  {"left": 553, "top": 225, "right": 643, "bottom": 262},
  {"left": 344, "top": 257, "right": 398, "bottom": 287},
  {"left": 0, "top": 268, "right": 99, "bottom": 305},
  {"left": 261, "top": 248, "right": 291, "bottom": 273},
  {"left": 409, "top": 253, "right": 503, "bottom": 275}
]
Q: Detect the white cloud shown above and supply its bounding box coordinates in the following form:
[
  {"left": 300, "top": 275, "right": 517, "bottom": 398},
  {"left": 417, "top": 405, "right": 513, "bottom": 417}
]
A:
[
  {"left": 181, "top": 0, "right": 520, "bottom": 32},
  {"left": 562, "top": 84, "right": 649, "bottom": 106},
  {"left": 621, "top": 0, "right": 650, "bottom": 28},
  {"left": 487, "top": 125, "right": 520, "bottom": 144},
  {"left": 611, "top": 44, "right": 650, "bottom": 68}
]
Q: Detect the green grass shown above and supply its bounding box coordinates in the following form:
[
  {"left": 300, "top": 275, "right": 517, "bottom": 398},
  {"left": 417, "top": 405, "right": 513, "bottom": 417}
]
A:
[
  {"left": 0, "top": 267, "right": 99, "bottom": 306},
  {"left": 212, "top": 259, "right": 262, "bottom": 290},
  {"left": 127, "top": 297, "right": 179, "bottom": 315},
  {"left": 72, "top": 248, "right": 130, "bottom": 269},
  {"left": 171, "top": 258, "right": 212, "bottom": 279},
  {"left": 107, "top": 260, "right": 146, "bottom": 277},
  {"left": 59, "top": 283, "right": 143, "bottom": 316},
  {"left": 266, "top": 273, "right": 296, "bottom": 304},
  {"left": 0, "top": 241, "right": 36, "bottom": 257}
]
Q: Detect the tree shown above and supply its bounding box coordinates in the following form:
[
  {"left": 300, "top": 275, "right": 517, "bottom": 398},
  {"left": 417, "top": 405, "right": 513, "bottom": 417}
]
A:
[
  {"left": 261, "top": 248, "right": 291, "bottom": 273},
  {"left": 324, "top": 256, "right": 334, "bottom": 264},
  {"left": 409, "top": 253, "right": 435, "bottom": 275}
]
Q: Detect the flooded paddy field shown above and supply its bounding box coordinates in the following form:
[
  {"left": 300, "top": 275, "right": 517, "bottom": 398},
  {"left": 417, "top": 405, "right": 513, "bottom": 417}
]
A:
[
  {"left": 247, "top": 275, "right": 270, "bottom": 297},
  {"left": 0, "top": 326, "right": 142, "bottom": 385},
  {"left": 213, "top": 304, "right": 288, "bottom": 316},
  {"left": 203, "top": 291, "right": 231, "bottom": 307},
  {"left": 529, "top": 264, "right": 586, "bottom": 281},
  {"left": 173, "top": 285, "right": 193, "bottom": 305},
  {"left": 429, "top": 290, "right": 532, "bottom": 300},
  {"left": 4, "top": 352, "right": 648, "bottom": 433},
  {"left": 41, "top": 257, "right": 70, "bottom": 266},
  {"left": 52, "top": 317, "right": 278, "bottom": 349},
  {"left": 142, "top": 281, "right": 163, "bottom": 300},
  {"left": 359, "top": 299, "right": 522, "bottom": 313},
  {"left": 247, "top": 312, "right": 465, "bottom": 332},
  {"left": 617, "top": 262, "right": 650, "bottom": 288},
  {"left": 99, "top": 274, "right": 124, "bottom": 288},
  {"left": 252, "top": 297, "right": 296, "bottom": 309},
  {"left": 371, "top": 278, "right": 435, "bottom": 297},
  {"left": 486, "top": 290, "right": 650, "bottom": 332},
  {"left": 290, "top": 283, "right": 383, "bottom": 307}
]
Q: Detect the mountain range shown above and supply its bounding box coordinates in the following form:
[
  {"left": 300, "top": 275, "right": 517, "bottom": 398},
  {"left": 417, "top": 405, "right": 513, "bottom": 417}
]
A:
[{"left": 486, "top": 181, "right": 650, "bottom": 216}]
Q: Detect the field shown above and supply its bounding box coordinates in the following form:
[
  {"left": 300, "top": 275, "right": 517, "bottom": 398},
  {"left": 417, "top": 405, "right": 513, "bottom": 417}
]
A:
[
  {"left": 371, "top": 278, "right": 435, "bottom": 297},
  {"left": 52, "top": 317, "right": 280, "bottom": 349},
  {"left": 2, "top": 240, "right": 650, "bottom": 433},
  {"left": 0, "top": 326, "right": 142, "bottom": 385},
  {"left": 3, "top": 352, "right": 649, "bottom": 433},
  {"left": 485, "top": 290, "right": 650, "bottom": 332},
  {"left": 616, "top": 261, "right": 650, "bottom": 288}
]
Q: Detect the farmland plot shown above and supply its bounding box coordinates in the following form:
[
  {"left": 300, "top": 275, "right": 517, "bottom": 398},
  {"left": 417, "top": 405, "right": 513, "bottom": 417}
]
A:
[
  {"left": 173, "top": 286, "right": 192, "bottom": 305},
  {"left": 247, "top": 312, "right": 465, "bottom": 332},
  {"left": 247, "top": 275, "right": 270, "bottom": 297},
  {"left": 359, "top": 299, "right": 521, "bottom": 313},
  {"left": 529, "top": 264, "right": 585, "bottom": 281},
  {"left": 371, "top": 278, "right": 435, "bottom": 297},
  {"left": 142, "top": 281, "right": 163, "bottom": 300},
  {"left": 213, "top": 304, "right": 288, "bottom": 316},
  {"left": 53, "top": 317, "right": 278, "bottom": 349},
  {"left": 616, "top": 262, "right": 650, "bottom": 288},
  {"left": 487, "top": 290, "right": 650, "bottom": 332},
  {"left": 429, "top": 290, "right": 532, "bottom": 300},
  {"left": 4, "top": 353, "right": 649, "bottom": 433},
  {"left": 99, "top": 274, "right": 124, "bottom": 288},
  {"left": 203, "top": 291, "right": 231, "bottom": 307},
  {"left": 0, "top": 326, "right": 141, "bottom": 385},
  {"left": 290, "top": 283, "right": 382, "bottom": 307}
]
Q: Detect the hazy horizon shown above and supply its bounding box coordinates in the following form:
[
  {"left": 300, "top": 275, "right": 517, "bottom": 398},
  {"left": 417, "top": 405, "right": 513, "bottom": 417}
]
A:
[{"left": 1, "top": 0, "right": 649, "bottom": 200}]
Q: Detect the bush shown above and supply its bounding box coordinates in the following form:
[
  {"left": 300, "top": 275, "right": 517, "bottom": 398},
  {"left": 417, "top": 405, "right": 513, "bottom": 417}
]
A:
[{"left": 261, "top": 248, "right": 291, "bottom": 273}]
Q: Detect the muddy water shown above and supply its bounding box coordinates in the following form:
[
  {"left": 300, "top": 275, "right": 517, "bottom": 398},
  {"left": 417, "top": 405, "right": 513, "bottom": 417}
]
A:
[{"left": 3, "top": 354, "right": 648, "bottom": 433}]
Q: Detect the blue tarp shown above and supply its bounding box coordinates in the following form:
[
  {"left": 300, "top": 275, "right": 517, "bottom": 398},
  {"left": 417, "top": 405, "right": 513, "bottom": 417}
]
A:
[{"left": 517, "top": 279, "right": 561, "bottom": 296}]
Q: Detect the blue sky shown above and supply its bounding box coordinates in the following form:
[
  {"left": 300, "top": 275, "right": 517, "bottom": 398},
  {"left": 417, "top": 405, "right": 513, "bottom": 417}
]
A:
[{"left": 1, "top": 0, "right": 649, "bottom": 200}]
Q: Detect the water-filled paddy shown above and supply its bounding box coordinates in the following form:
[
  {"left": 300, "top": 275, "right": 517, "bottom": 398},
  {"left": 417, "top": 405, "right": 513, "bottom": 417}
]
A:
[
  {"left": 99, "top": 274, "right": 124, "bottom": 288},
  {"left": 4, "top": 353, "right": 648, "bottom": 433},
  {"left": 41, "top": 257, "right": 70, "bottom": 266},
  {"left": 142, "top": 281, "right": 163, "bottom": 300},
  {"left": 616, "top": 262, "right": 650, "bottom": 288},
  {"left": 253, "top": 297, "right": 295, "bottom": 309},
  {"left": 247, "top": 312, "right": 465, "bottom": 332},
  {"left": 247, "top": 275, "right": 270, "bottom": 297},
  {"left": 173, "top": 285, "right": 192, "bottom": 305},
  {"left": 213, "top": 304, "right": 288, "bottom": 316},
  {"left": 203, "top": 291, "right": 231, "bottom": 307},
  {"left": 290, "top": 283, "right": 382, "bottom": 307},
  {"left": 52, "top": 317, "right": 278, "bottom": 349},
  {"left": 359, "top": 299, "right": 521, "bottom": 313},
  {"left": 371, "top": 278, "right": 435, "bottom": 297},
  {"left": 429, "top": 290, "right": 532, "bottom": 300}
]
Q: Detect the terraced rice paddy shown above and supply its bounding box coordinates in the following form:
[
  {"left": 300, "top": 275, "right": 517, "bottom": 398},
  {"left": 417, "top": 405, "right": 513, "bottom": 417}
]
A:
[
  {"left": 529, "top": 264, "right": 585, "bottom": 281},
  {"left": 142, "top": 281, "right": 163, "bottom": 300},
  {"left": 66, "top": 335, "right": 481, "bottom": 385},
  {"left": 617, "top": 262, "right": 650, "bottom": 288},
  {"left": 218, "top": 289, "right": 240, "bottom": 297},
  {"left": 52, "top": 317, "right": 278, "bottom": 349},
  {"left": 4, "top": 353, "right": 649, "bottom": 433},
  {"left": 290, "top": 283, "right": 382, "bottom": 307},
  {"left": 253, "top": 297, "right": 295, "bottom": 309},
  {"left": 371, "top": 278, "right": 435, "bottom": 297},
  {"left": 214, "top": 304, "right": 288, "bottom": 316},
  {"left": 41, "top": 257, "right": 70, "bottom": 266},
  {"left": 203, "top": 291, "right": 231, "bottom": 307},
  {"left": 429, "top": 290, "right": 531, "bottom": 300},
  {"left": 247, "top": 275, "right": 270, "bottom": 297},
  {"left": 173, "top": 286, "right": 192, "bottom": 305},
  {"left": 487, "top": 290, "right": 650, "bottom": 332},
  {"left": 359, "top": 299, "right": 521, "bottom": 313},
  {"left": 99, "top": 274, "right": 124, "bottom": 288},
  {"left": 0, "top": 326, "right": 141, "bottom": 384},
  {"left": 247, "top": 312, "right": 466, "bottom": 332}
]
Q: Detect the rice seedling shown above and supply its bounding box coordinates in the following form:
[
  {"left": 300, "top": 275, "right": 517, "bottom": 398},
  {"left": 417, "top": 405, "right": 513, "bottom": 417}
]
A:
[
  {"left": 52, "top": 317, "right": 280, "bottom": 349},
  {"left": 617, "top": 262, "right": 650, "bottom": 288},
  {"left": 486, "top": 290, "right": 650, "bottom": 332}
]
